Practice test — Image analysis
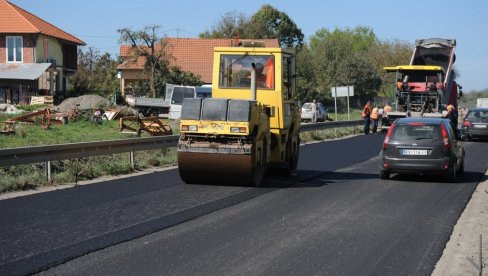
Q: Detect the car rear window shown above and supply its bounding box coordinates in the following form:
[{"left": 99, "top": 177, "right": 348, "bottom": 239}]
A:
[
  {"left": 303, "top": 103, "right": 312, "bottom": 109},
  {"left": 466, "top": 110, "right": 488, "bottom": 120},
  {"left": 391, "top": 124, "right": 441, "bottom": 141}
]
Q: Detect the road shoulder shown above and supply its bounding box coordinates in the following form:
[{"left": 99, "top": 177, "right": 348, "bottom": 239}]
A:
[{"left": 432, "top": 169, "right": 488, "bottom": 275}]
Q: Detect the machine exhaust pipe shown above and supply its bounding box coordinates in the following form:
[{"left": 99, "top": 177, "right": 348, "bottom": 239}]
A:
[{"left": 251, "top": 63, "right": 257, "bottom": 101}]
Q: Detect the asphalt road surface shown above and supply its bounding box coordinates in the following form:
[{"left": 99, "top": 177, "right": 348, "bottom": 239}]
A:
[{"left": 1, "top": 135, "right": 487, "bottom": 275}]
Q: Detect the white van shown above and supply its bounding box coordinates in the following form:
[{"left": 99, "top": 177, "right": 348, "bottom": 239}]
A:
[{"left": 166, "top": 84, "right": 212, "bottom": 120}]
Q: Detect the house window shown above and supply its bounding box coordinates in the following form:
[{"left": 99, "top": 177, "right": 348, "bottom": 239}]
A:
[{"left": 7, "top": 36, "right": 23, "bottom": 63}]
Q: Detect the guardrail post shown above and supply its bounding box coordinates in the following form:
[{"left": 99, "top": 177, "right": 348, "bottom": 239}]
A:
[
  {"left": 46, "top": 161, "right": 52, "bottom": 183},
  {"left": 129, "top": 151, "right": 135, "bottom": 169}
]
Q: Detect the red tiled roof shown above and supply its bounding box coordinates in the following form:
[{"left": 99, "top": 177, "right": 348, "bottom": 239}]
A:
[
  {"left": 0, "top": 0, "right": 85, "bottom": 45},
  {"left": 117, "top": 38, "right": 280, "bottom": 83}
]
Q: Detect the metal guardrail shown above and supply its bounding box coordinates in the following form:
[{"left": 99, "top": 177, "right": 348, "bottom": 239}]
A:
[
  {"left": 0, "top": 136, "right": 179, "bottom": 167},
  {"left": 0, "top": 120, "right": 363, "bottom": 172}
]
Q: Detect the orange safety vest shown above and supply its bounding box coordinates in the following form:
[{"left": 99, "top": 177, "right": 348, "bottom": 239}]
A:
[{"left": 371, "top": 107, "right": 380, "bottom": 120}]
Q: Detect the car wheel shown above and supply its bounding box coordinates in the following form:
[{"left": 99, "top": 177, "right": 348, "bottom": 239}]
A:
[
  {"left": 457, "top": 161, "right": 464, "bottom": 175},
  {"left": 380, "top": 170, "right": 390, "bottom": 180},
  {"left": 461, "top": 134, "right": 470, "bottom": 141},
  {"left": 446, "top": 166, "right": 457, "bottom": 183}
]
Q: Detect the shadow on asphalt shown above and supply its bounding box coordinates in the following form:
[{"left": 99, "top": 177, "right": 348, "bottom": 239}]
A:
[
  {"left": 462, "top": 137, "right": 488, "bottom": 143},
  {"left": 262, "top": 170, "right": 379, "bottom": 188},
  {"left": 389, "top": 171, "right": 486, "bottom": 184},
  {"left": 260, "top": 169, "right": 486, "bottom": 188}
]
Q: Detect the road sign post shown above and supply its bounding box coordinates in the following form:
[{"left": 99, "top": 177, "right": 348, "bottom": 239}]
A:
[
  {"left": 331, "top": 86, "right": 354, "bottom": 121},
  {"left": 334, "top": 87, "right": 338, "bottom": 121}
]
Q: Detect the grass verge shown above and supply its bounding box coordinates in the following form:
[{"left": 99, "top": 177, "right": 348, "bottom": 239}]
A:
[
  {"left": 0, "top": 148, "right": 177, "bottom": 193},
  {"left": 1, "top": 115, "right": 362, "bottom": 193},
  {"left": 299, "top": 126, "right": 363, "bottom": 143}
]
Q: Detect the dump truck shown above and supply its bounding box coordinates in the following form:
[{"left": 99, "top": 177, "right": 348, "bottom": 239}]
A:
[
  {"left": 177, "top": 43, "right": 300, "bottom": 186},
  {"left": 382, "top": 38, "right": 462, "bottom": 130}
]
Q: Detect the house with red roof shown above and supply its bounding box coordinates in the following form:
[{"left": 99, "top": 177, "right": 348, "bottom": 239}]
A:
[
  {"left": 0, "top": 0, "right": 85, "bottom": 104},
  {"left": 117, "top": 38, "right": 279, "bottom": 96}
]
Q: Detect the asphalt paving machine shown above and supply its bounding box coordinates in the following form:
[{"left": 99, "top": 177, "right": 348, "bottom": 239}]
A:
[
  {"left": 177, "top": 43, "right": 300, "bottom": 186},
  {"left": 382, "top": 38, "right": 462, "bottom": 130}
]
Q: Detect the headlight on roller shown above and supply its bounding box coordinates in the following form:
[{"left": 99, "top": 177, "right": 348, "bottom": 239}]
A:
[
  {"left": 181, "top": 125, "right": 198, "bottom": 131},
  {"left": 230, "top": 127, "right": 247, "bottom": 133}
]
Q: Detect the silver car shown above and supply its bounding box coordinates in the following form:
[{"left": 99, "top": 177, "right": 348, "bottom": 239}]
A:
[
  {"left": 379, "top": 117, "right": 465, "bottom": 182},
  {"left": 301, "top": 102, "right": 328, "bottom": 122}
]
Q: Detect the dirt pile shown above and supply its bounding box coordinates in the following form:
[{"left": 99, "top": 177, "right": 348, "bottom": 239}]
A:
[
  {"left": 0, "top": 104, "right": 22, "bottom": 114},
  {"left": 55, "top": 95, "right": 111, "bottom": 113}
]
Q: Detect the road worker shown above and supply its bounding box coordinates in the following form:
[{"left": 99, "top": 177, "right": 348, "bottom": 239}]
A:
[
  {"left": 311, "top": 99, "right": 318, "bottom": 123},
  {"left": 371, "top": 105, "right": 380, "bottom": 133},
  {"left": 362, "top": 101, "right": 372, "bottom": 134},
  {"left": 382, "top": 102, "right": 393, "bottom": 127}
]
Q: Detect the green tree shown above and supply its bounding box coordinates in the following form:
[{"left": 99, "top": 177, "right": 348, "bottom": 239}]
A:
[
  {"left": 296, "top": 45, "right": 317, "bottom": 102},
  {"left": 68, "top": 48, "right": 92, "bottom": 95},
  {"left": 248, "top": 4, "right": 304, "bottom": 49},
  {"left": 200, "top": 11, "right": 249, "bottom": 39},
  {"left": 118, "top": 25, "right": 170, "bottom": 98},
  {"left": 199, "top": 5, "right": 304, "bottom": 49},
  {"left": 119, "top": 25, "right": 203, "bottom": 98},
  {"left": 68, "top": 47, "right": 119, "bottom": 98},
  {"left": 91, "top": 53, "right": 119, "bottom": 94},
  {"left": 303, "top": 26, "right": 381, "bottom": 107},
  {"left": 368, "top": 39, "right": 412, "bottom": 100}
]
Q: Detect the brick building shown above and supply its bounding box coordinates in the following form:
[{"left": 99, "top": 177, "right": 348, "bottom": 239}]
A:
[
  {"left": 117, "top": 38, "right": 279, "bottom": 96},
  {"left": 0, "top": 0, "right": 85, "bottom": 104}
]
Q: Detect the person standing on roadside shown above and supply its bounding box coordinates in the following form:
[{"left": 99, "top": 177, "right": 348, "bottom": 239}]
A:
[
  {"left": 362, "top": 101, "right": 372, "bottom": 135},
  {"left": 382, "top": 102, "right": 393, "bottom": 127},
  {"left": 311, "top": 99, "right": 318, "bottom": 123},
  {"left": 371, "top": 105, "right": 380, "bottom": 133}
]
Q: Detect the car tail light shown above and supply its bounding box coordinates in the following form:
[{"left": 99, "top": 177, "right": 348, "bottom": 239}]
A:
[
  {"left": 440, "top": 123, "right": 450, "bottom": 151},
  {"left": 383, "top": 162, "right": 389, "bottom": 168},
  {"left": 383, "top": 123, "right": 395, "bottom": 150},
  {"left": 462, "top": 120, "right": 472, "bottom": 127},
  {"left": 443, "top": 163, "right": 449, "bottom": 170}
]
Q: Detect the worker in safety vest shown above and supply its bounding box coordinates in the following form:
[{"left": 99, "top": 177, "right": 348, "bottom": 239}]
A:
[
  {"left": 371, "top": 105, "right": 380, "bottom": 133},
  {"left": 383, "top": 102, "right": 393, "bottom": 114}
]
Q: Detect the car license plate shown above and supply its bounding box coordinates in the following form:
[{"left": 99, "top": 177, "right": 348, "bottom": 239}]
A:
[
  {"left": 474, "top": 124, "right": 487, "bottom": 128},
  {"left": 402, "top": 149, "right": 428, "bottom": 156}
]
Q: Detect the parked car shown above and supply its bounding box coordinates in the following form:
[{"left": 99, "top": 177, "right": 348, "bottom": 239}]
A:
[
  {"left": 301, "top": 102, "right": 328, "bottom": 122},
  {"left": 379, "top": 117, "right": 465, "bottom": 182},
  {"left": 460, "top": 108, "right": 488, "bottom": 141}
]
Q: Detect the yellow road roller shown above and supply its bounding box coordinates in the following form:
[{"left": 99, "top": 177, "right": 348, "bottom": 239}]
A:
[{"left": 177, "top": 43, "right": 300, "bottom": 186}]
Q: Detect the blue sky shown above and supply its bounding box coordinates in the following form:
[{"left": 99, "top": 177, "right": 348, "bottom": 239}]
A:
[{"left": 10, "top": 0, "right": 488, "bottom": 92}]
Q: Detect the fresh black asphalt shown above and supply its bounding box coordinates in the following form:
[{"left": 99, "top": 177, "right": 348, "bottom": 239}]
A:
[{"left": 1, "top": 134, "right": 487, "bottom": 275}]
